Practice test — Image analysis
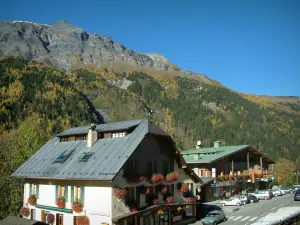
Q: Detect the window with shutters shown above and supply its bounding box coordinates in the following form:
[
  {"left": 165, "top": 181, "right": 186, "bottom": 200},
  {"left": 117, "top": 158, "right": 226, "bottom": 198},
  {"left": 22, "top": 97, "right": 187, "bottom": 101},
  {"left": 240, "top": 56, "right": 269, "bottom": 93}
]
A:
[
  {"left": 112, "top": 132, "right": 126, "bottom": 138},
  {"left": 59, "top": 186, "right": 65, "bottom": 198},
  {"left": 71, "top": 186, "right": 84, "bottom": 204},
  {"left": 127, "top": 187, "right": 135, "bottom": 200}
]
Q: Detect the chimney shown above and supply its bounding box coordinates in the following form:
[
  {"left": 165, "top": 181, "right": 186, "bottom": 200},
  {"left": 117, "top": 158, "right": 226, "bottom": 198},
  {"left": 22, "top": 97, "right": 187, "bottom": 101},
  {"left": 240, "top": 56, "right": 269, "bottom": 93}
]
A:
[
  {"left": 87, "top": 124, "right": 97, "bottom": 147},
  {"left": 213, "top": 141, "right": 221, "bottom": 149}
]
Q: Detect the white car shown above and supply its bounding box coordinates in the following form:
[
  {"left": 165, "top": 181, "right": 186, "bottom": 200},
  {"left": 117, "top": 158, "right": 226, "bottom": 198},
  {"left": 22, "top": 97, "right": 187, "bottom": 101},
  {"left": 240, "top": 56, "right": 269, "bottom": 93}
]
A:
[
  {"left": 220, "top": 197, "right": 242, "bottom": 206},
  {"left": 278, "top": 189, "right": 286, "bottom": 195},
  {"left": 254, "top": 190, "right": 271, "bottom": 200},
  {"left": 271, "top": 189, "right": 282, "bottom": 197}
]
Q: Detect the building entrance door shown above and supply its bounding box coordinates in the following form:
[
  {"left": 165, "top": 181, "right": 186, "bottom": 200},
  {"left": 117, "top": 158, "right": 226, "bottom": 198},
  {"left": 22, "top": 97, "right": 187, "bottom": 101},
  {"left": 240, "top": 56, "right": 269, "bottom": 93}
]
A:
[{"left": 56, "top": 213, "right": 63, "bottom": 225}]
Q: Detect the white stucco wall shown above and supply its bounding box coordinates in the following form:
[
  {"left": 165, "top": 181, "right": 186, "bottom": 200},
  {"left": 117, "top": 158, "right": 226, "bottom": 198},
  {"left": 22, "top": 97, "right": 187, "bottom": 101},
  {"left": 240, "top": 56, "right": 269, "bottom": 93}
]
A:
[
  {"left": 84, "top": 186, "right": 112, "bottom": 225},
  {"left": 23, "top": 183, "right": 113, "bottom": 225}
]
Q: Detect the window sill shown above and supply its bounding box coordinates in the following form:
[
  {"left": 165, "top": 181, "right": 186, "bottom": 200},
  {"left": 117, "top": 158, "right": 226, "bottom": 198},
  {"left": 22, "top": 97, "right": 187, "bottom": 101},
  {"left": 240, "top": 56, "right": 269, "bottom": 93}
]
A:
[{"left": 35, "top": 204, "right": 73, "bottom": 213}]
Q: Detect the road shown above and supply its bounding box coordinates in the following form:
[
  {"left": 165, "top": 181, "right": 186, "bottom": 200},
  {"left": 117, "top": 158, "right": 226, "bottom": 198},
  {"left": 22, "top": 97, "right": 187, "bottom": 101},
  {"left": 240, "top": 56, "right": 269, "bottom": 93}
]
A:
[{"left": 193, "top": 193, "right": 300, "bottom": 225}]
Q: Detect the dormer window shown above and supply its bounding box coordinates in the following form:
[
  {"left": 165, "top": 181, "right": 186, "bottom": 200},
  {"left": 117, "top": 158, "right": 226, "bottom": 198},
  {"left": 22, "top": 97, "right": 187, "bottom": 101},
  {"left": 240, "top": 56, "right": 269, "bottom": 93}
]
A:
[
  {"left": 60, "top": 137, "right": 69, "bottom": 142},
  {"left": 112, "top": 132, "right": 126, "bottom": 138},
  {"left": 75, "top": 135, "right": 87, "bottom": 141}
]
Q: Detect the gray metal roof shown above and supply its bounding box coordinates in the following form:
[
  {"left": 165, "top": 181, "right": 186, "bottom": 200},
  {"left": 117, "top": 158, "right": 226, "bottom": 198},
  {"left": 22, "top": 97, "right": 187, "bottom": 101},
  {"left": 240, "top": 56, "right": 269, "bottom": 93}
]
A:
[
  {"left": 57, "top": 119, "right": 143, "bottom": 136},
  {"left": 11, "top": 119, "right": 173, "bottom": 180}
]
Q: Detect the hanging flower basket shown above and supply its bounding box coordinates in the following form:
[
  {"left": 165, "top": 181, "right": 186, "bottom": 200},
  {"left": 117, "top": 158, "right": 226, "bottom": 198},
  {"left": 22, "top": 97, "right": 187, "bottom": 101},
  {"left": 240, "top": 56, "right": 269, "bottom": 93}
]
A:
[
  {"left": 184, "top": 197, "right": 196, "bottom": 203},
  {"left": 153, "top": 199, "right": 159, "bottom": 205},
  {"left": 55, "top": 196, "right": 66, "bottom": 208},
  {"left": 113, "top": 187, "right": 127, "bottom": 199},
  {"left": 161, "top": 186, "right": 168, "bottom": 194},
  {"left": 76, "top": 216, "right": 90, "bottom": 225},
  {"left": 72, "top": 200, "right": 84, "bottom": 213},
  {"left": 20, "top": 207, "right": 30, "bottom": 217},
  {"left": 166, "top": 196, "right": 175, "bottom": 204},
  {"left": 165, "top": 172, "right": 179, "bottom": 182},
  {"left": 46, "top": 214, "right": 55, "bottom": 225},
  {"left": 179, "top": 184, "right": 189, "bottom": 193},
  {"left": 145, "top": 187, "right": 152, "bottom": 195},
  {"left": 27, "top": 194, "right": 37, "bottom": 205},
  {"left": 127, "top": 176, "right": 144, "bottom": 184},
  {"left": 177, "top": 206, "right": 182, "bottom": 212},
  {"left": 151, "top": 173, "right": 164, "bottom": 184}
]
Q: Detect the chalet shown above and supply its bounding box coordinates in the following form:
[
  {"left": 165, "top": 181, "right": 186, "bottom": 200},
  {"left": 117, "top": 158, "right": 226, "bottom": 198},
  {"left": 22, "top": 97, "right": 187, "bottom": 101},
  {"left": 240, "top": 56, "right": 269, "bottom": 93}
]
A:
[
  {"left": 12, "top": 119, "right": 201, "bottom": 225},
  {"left": 181, "top": 141, "right": 276, "bottom": 202}
]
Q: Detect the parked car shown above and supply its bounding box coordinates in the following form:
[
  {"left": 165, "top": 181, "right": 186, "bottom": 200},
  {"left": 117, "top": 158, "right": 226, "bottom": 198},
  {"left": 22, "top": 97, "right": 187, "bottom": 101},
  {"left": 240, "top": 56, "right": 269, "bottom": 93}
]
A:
[
  {"left": 201, "top": 210, "right": 227, "bottom": 225},
  {"left": 220, "top": 197, "right": 242, "bottom": 206},
  {"left": 248, "top": 194, "right": 259, "bottom": 203},
  {"left": 270, "top": 189, "right": 282, "bottom": 197},
  {"left": 268, "top": 190, "right": 275, "bottom": 198},
  {"left": 281, "top": 186, "right": 295, "bottom": 193},
  {"left": 278, "top": 189, "right": 286, "bottom": 195},
  {"left": 254, "top": 190, "right": 271, "bottom": 200},
  {"left": 236, "top": 195, "right": 250, "bottom": 205},
  {"left": 294, "top": 189, "right": 300, "bottom": 201}
]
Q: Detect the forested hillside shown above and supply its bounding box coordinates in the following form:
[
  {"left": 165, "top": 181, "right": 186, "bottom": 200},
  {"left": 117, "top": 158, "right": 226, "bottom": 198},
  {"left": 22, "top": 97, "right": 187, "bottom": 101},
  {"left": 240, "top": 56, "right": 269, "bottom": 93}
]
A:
[{"left": 0, "top": 57, "right": 300, "bottom": 218}]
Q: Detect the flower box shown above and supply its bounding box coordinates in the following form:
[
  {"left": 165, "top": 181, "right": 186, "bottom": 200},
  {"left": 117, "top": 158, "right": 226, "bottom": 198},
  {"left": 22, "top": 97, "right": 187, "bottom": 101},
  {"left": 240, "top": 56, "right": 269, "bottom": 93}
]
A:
[
  {"left": 20, "top": 207, "right": 30, "bottom": 217},
  {"left": 165, "top": 172, "right": 179, "bottom": 182},
  {"left": 184, "top": 197, "right": 196, "bottom": 203},
  {"left": 127, "top": 176, "right": 144, "bottom": 184},
  {"left": 47, "top": 214, "right": 55, "bottom": 225},
  {"left": 72, "top": 200, "right": 84, "bottom": 213},
  {"left": 27, "top": 194, "right": 37, "bottom": 205},
  {"left": 161, "top": 186, "right": 168, "bottom": 194},
  {"left": 166, "top": 196, "right": 174, "bottom": 204},
  {"left": 151, "top": 173, "right": 164, "bottom": 184},
  {"left": 153, "top": 199, "right": 159, "bottom": 205},
  {"left": 76, "top": 216, "right": 90, "bottom": 225},
  {"left": 113, "top": 187, "right": 127, "bottom": 199},
  {"left": 179, "top": 184, "right": 189, "bottom": 193},
  {"left": 129, "top": 208, "right": 138, "bottom": 212},
  {"left": 56, "top": 196, "right": 66, "bottom": 208}
]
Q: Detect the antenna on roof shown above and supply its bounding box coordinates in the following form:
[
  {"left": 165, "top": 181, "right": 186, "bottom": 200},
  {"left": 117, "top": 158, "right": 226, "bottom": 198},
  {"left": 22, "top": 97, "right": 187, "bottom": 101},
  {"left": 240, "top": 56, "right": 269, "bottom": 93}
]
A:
[{"left": 196, "top": 140, "right": 201, "bottom": 149}]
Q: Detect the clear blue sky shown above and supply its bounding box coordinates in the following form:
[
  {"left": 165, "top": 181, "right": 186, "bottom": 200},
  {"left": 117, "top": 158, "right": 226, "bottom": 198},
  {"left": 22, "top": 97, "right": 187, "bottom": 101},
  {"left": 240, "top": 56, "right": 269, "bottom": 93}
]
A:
[{"left": 1, "top": 0, "right": 299, "bottom": 96}]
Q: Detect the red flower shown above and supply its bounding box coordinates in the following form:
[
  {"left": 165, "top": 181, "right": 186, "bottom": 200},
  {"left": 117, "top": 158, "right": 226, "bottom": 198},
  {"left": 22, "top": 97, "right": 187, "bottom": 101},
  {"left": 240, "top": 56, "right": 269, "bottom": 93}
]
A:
[
  {"left": 165, "top": 172, "right": 179, "bottom": 182},
  {"left": 20, "top": 207, "right": 30, "bottom": 217},
  {"left": 113, "top": 187, "right": 127, "bottom": 199},
  {"left": 151, "top": 173, "right": 164, "bottom": 184},
  {"left": 145, "top": 187, "right": 152, "bottom": 195},
  {"left": 27, "top": 194, "right": 37, "bottom": 205},
  {"left": 55, "top": 197, "right": 66, "bottom": 208},
  {"left": 153, "top": 199, "right": 159, "bottom": 205},
  {"left": 72, "top": 200, "right": 84, "bottom": 213},
  {"left": 179, "top": 184, "right": 189, "bottom": 193},
  {"left": 76, "top": 216, "right": 90, "bottom": 225},
  {"left": 129, "top": 208, "right": 138, "bottom": 212},
  {"left": 184, "top": 197, "right": 196, "bottom": 203},
  {"left": 166, "top": 196, "right": 175, "bottom": 204},
  {"left": 161, "top": 186, "right": 168, "bottom": 193}
]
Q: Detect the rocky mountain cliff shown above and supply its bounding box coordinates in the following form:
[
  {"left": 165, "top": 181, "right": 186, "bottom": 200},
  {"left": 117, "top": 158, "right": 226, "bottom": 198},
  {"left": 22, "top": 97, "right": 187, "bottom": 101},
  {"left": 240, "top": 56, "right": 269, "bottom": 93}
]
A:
[{"left": 0, "top": 20, "right": 184, "bottom": 72}]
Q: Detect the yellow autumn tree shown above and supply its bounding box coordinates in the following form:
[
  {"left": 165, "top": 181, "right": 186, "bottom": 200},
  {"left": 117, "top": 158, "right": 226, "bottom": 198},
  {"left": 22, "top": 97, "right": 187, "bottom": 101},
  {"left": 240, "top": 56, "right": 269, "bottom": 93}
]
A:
[{"left": 273, "top": 158, "right": 296, "bottom": 185}]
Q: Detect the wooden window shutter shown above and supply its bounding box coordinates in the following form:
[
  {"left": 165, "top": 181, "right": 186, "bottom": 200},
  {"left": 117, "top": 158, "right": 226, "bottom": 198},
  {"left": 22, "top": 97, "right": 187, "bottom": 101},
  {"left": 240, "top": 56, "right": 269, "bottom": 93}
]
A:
[
  {"left": 71, "top": 186, "right": 74, "bottom": 203},
  {"left": 36, "top": 185, "right": 39, "bottom": 198},
  {"left": 80, "top": 186, "right": 85, "bottom": 204},
  {"left": 153, "top": 160, "right": 158, "bottom": 173},
  {"left": 41, "top": 210, "right": 45, "bottom": 223},
  {"left": 29, "top": 184, "right": 32, "bottom": 195},
  {"left": 135, "top": 187, "right": 140, "bottom": 204},
  {"left": 134, "top": 160, "right": 138, "bottom": 173},
  {"left": 64, "top": 186, "right": 68, "bottom": 202},
  {"left": 163, "top": 161, "right": 169, "bottom": 175},
  {"left": 55, "top": 185, "right": 59, "bottom": 198}
]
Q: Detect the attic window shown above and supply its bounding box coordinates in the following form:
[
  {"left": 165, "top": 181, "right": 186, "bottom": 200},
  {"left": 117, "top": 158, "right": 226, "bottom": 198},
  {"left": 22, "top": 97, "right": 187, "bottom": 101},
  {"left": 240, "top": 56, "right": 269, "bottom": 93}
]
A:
[
  {"left": 112, "top": 132, "right": 126, "bottom": 138},
  {"left": 60, "top": 137, "right": 69, "bottom": 142},
  {"left": 79, "top": 152, "right": 93, "bottom": 162},
  {"left": 75, "top": 135, "right": 87, "bottom": 141},
  {"left": 54, "top": 149, "right": 75, "bottom": 163}
]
